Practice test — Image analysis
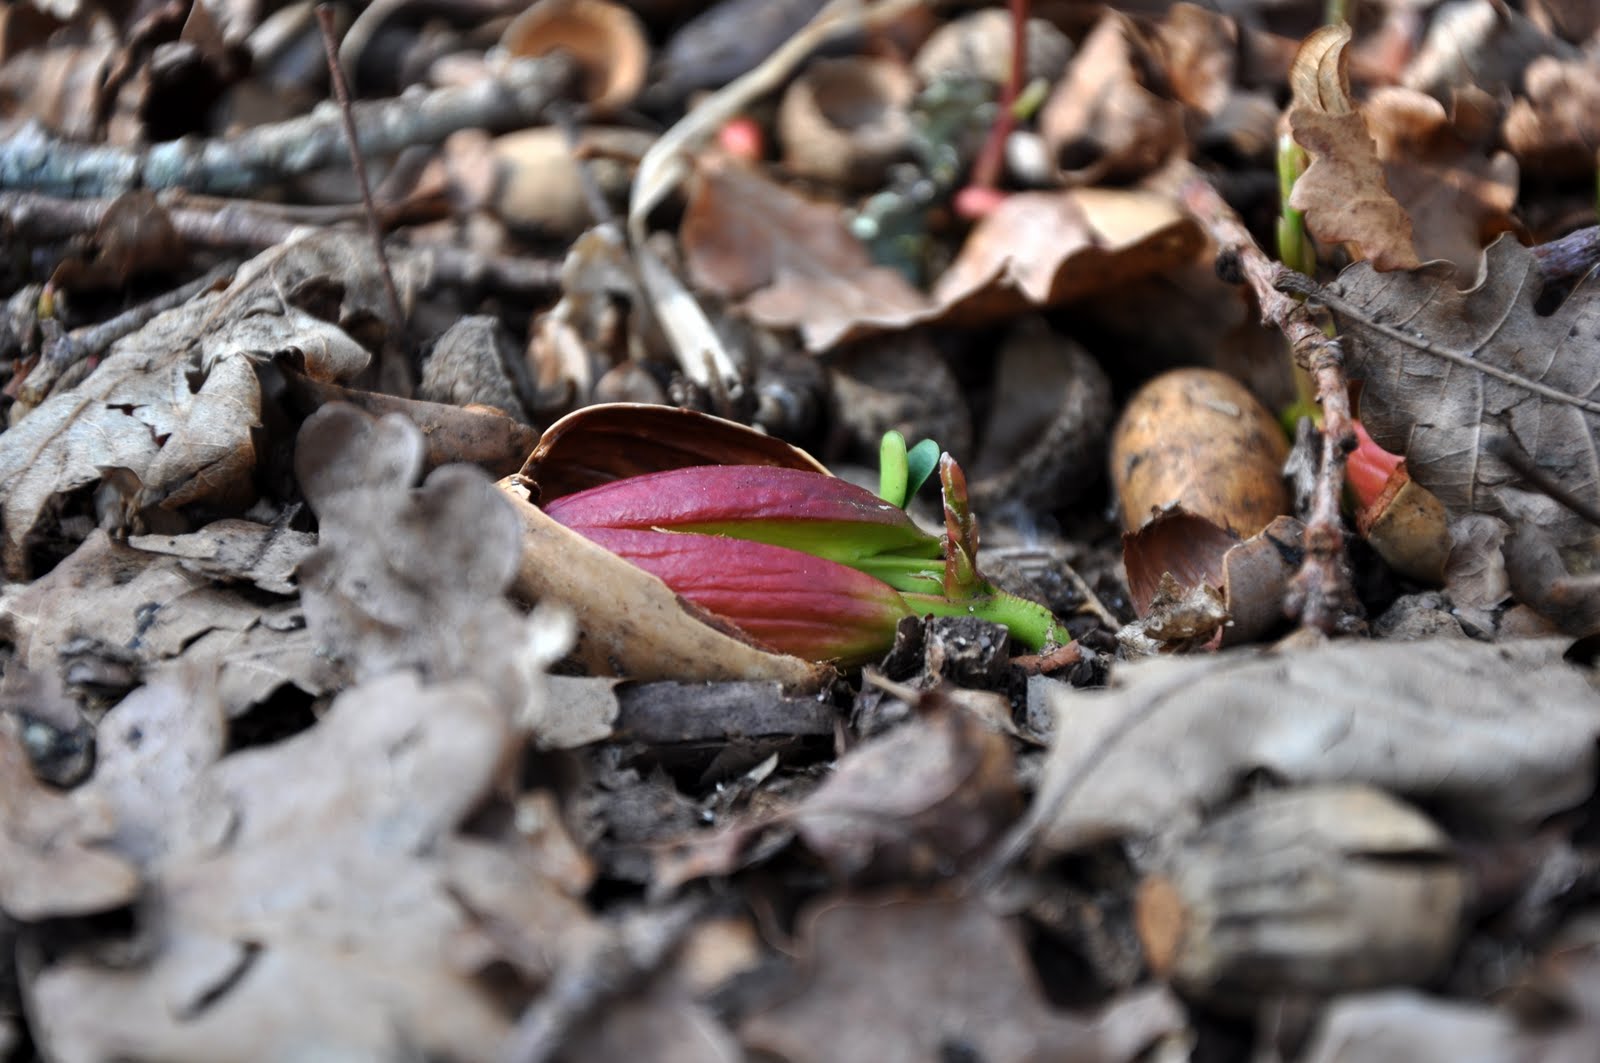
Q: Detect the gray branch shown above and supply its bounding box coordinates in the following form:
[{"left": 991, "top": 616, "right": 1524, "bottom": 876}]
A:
[{"left": 0, "top": 56, "right": 575, "bottom": 197}]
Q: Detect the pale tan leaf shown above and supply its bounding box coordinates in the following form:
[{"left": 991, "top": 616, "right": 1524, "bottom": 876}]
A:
[{"left": 1287, "top": 24, "right": 1422, "bottom": 272}]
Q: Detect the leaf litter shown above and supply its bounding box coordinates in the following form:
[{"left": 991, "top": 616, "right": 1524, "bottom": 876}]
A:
[{"left": 3, "top": 0, "right": 1600, "bottom": 1060}]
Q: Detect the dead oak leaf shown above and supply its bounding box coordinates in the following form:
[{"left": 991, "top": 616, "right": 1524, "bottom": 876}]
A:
[
  {"left": 740, "top": 894, "right": 1185, "bottom": 1063},
  {"left": 680, "top": 155, "right": 932, "bottom": 352},
  {"left": 1322, "top": 236, "right": 1600, "bottom": 631},
  {"left": 1287, "top": 24, "right": 1421, "bottom": 272},
  {"left": 0, "top": 232, "right": 411, "bottom": 576},
  {"left": 27, "top": 672, "right": 584, "bottom": 1063},
  {"left": 0, "top": 530, "right": 337, "bottom": 717}
]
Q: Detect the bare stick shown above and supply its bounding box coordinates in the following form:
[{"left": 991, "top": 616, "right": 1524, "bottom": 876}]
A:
[
  {"left": 1176, "top": 168, "right": 1362, "bottom": 636},
  {"left": 1531, "top": 224, "right": 1600, "bottom": 285},
  {"left": 0, "top": 54, "right": 575, "bottom": 196},
  {"left": 20, "top": 261, "right": 237, "bottom": 403},
  {"left": 0, "top": 191, "right": 563, "bottom": 296},
  {"left": 316, "top": 3, "right": 406, "bottom": 339}
]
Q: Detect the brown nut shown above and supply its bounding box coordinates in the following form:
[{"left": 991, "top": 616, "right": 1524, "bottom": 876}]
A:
[
  {"left": 1109, "top": 367, "right": 1289, "bottom": 537},
  {"left": 1136, "top": 785, "right": 1465, "bottom": 1009}
]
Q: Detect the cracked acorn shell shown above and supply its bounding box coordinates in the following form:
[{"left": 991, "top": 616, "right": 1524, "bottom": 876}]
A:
[{"left": 1135, "top": 785, "right": 1465, "bottom": 1009}]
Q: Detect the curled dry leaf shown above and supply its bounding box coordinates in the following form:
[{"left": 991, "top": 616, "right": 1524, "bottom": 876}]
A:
[
  {"left": 1150, "top": 2, "right": 1237, "bottom": 120},
  {"left": 0, "top": 232, "right": 418, "bottom": 577},
  {"left": 1015, "top": 638, "right": 1600, "bottom": 857},
  {"left": 741, "top": 894, "right": 1186, "bottom": 1063},
  {"left": 1364, "top": 86, "right": 1518, "bottom": 276},
  {"left": 499, "top": 476, "right": 829, "bottom": 689},
  {"left": 1287, "top": 24, "right": 1421, "bottom": 272},
  {"left": 1121, "top": 510, "right": 1302, "bottom": 648},
  {"left": 931, "top": 189, "right": 1204, "bottom": 325},
  {"left": 1039, "top": 11, "right": 1185, "bottom": 186},
  {"left": 521, "top": 401, "right": 828, "bottom": 504},
  {"left": 680, "top": 153, "right": 932, "bottom": 352}
]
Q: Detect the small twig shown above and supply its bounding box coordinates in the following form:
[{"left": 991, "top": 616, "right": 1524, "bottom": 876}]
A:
[
  {"left": 0, "top": 191, "right": 563, "bottom": 297},
  {"left": 960, "top": 0, "right": 1027, "bottom": 208},
  {"left": 316, "top": 4, "right": 406, "bottom": 345},
  {"left": 1530, "top": 224, "right": 1600, "bottom": 285},
  {"left": 1277, "top": 270, "right": 1600, "bottom": 417},
  {"left": 19, "top": 261, "right": 237, "bottom": 403},
  {"left": 498, "top": 899, "right": 704, "bottom": 1063},
  {"left": 0, "top": 54, "right": 576, "bottom": 196},
  {"left": 1176, "top": 168, "right": 1362, "bottom": 635}
]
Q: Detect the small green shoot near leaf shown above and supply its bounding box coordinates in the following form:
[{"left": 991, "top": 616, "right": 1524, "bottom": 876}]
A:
[{"left": 878, "top": 431, "right": 941, "bottom": 509}]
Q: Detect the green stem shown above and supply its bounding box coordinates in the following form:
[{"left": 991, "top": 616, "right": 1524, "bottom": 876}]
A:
[
  {"left": 879, "top": 430, "right": 910, "bottom": 507},
  {"left": 903, "top": 589, "right": 1069, "bottom": 651}
]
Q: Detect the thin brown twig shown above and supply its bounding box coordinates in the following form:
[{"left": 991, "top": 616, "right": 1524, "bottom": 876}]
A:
[
  {"left": 20, "top": 261, "right": 238, "bottom": 403},
  {"left": 315, "top": 3, "right": 406, "bottom": 340},
  {"left": 1176, "top": 168, "right": 1363, "bottom": 635}
]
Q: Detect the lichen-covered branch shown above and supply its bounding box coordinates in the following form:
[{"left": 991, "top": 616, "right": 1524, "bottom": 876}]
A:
[
  {"left": 1176, "top": 169, "right": 1363, "bottom": 636},
  {"left": 0, "top": 55, "right": 575, "bottom": 197}
]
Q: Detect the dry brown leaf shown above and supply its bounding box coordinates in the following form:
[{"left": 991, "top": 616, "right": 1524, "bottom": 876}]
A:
[
  {"left": 127, "top": 520, "right": 316, "bottom": 597},
  {"left": 0, "top": 530, "right": 337, "bottom": 717},
  {"left": 0, "top": 232, "right": 419, "bottom": 576},
  {"left": 1151, "top": 3, "right": 1238, "bottom": 119},
  {"left": 789, "top": 692, "right": 1019, "bottom": 883},
  {"left": 294, "top": 404, "right": 545, "bottom": 695},
  {"left": 931, "top": 189, "right": 1203, "bottom": 324},
  {"left": 1403, "top": 0, "right": 1575, "bottom": 99},
  {"left": 1504, "top": 57, "right": 1600, "bottom": 178},
  {"left": 1039, "top": 11, "right": 1185, "bottom": 186},
  {"left": 1287, "top": 24, "right": 1421, "bottom": 272},
  {"left": 740, "top": 894, "right": 1186, "bottom": 1063},
  {"left": 500, "top": 474, "right": 829, "bottom": 689},
  {"left": 1323, "top": 236, "right": 1600, "bottom": 631},
  {"left": 28, "top": 672, "right": 596, "bottom": 1063},
  {"left": 1015, "top": 639, "right": 1600, "bottom": 857},
  {"left": 680, "top": 154, "right": 932, "bottom": 352},
  {"left": 0, "top": 721, "right": 138, "bottom": 922},
  {"left": 1364, "top": 86, "right": 1518, "bottom": 275},
  {"left": 521, "top": 401, "right": 828, "bottom": 503}
]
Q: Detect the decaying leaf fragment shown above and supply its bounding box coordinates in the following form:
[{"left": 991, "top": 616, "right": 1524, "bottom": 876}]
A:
[
  {"left": 680, "top": 154, "right": 932, "bottom": 352},
  {"left": 0, "top": 232, "right": 420, "bottom": 576},
  {"left": 1017, "top": 638, "right": 1600, "bottom": 856},
  {"left": 1137, "top": 786, "right": 1465, "bottom": 1008},
  {"left": 741, "top": 895, "right": 1185, "bottom": 1063},
  {"left": 28, "top": 671, "right": 600, "bottom": 1063},
  {"left": 1286, "top": 25, "right": 1421, "bottom": 272},
  {"left": 0, "top": 722, "right": 138, "bottom": 922},
  {"left": 1324, "top": 236, "right": 1600, "bottom": 631}
]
